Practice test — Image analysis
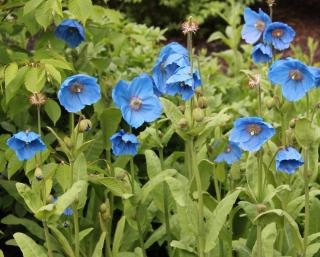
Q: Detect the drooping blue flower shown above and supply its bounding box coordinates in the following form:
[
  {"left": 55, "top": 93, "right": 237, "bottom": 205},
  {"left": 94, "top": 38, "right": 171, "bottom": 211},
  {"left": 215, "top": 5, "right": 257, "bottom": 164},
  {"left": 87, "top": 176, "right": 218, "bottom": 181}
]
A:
[
  {"left": 55, "top": 19, "right": 85, "bottom": 48},
  {"left": 7, "top": 131, "right": 46, "bottom": 161},
  {"left": 229, "top": 117, "right": 275, "bottom": 152},
  {"left": 308, "top": 66, "right": 320, "bottom": 87},
  {"left": 110, "top": 130, "right": 140, "bottom": 156},
  {"left": 241, "top": 8, "right": 271, "bottom": 44},
  {"left": 263, "top": 22, "right": 295, "bottom": 50},
  {"left": 276, "top": 147, "right": 304, "bottom": 174},
  {"left": 215, "top": 142, "right": 242, "bottom": 165},
  {"left": 166, "top": 66, "right": 202, "bottom": 101},
  {"left": 112, "top": 74, "right": 162, "bottom": 128},
  {"left": 268, "top": 59, "right": 315, "bottom": 101},
  {"left": 252, "top": 43, "right": 273, "bottom": 63},
  {"left": 152, "top": 42, "right": 189, "bottom": 95},
  {"left": 58, "top": 74, "right": 101, "bottom": 113}
]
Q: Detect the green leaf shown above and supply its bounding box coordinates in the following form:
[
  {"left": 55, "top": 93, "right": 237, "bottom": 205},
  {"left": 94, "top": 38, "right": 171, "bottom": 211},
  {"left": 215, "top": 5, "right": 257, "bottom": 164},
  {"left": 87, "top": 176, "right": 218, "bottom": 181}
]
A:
[
  {"left": 89, "top": 176, "right": 131, "bottom": 197},
  {"left": 45, "top": 64, "right": 61, "bottom": 84},
  {"left": 165, "top": 176, "right": 187, "bottom": 207},
  {"left": 145, "top": 149, "right": 162, "bottom": 178},
  {"left": 79, "top": 228, "right": 94, "bottom": 241},
  {"left": 6, "top": 66, "right": 28, "bottom": 104},
  {"left": 41, "top": 59, "right": 73, "bottom": 70},
  {"left": 23, "top": 0, "right": 43, "bottom": 15},
  {"left": 100, "top": 108, "right": 122, "bottom": 150},
  {"left": 2, "top": 215, "right": 44, "bottom": 239},
  {"left": 16, "top": 183, "right": 42, "bottom": 214},
  {"left": 253, "top": 223, "right": 277, "bottom": 257},
  {"left": 68, "top": 0, "right": 93, "bottom": 24},
  {"left": 112, "top": 216, "right": 126, "bottom": 256},
  {"left": 35, "top": 1, "right": 53, "bottom": 29},
  {"left": 44, "top": 98, "right": 61, "bottom": 125},
  {"left": 306, "top": 243, "right": 320, "bottom": 257},
  {"left": 24, "top": 67, "right": 46, "bottom": 93},
  {"left": 7, "top": 153, "right": 23, "bottom": 179},
  {"left": 92, "top": 232, "right": 106, "bottom": 257},
  {"left": 205, "top": 190, "right": 241, "bottom": 252},
  {"left": 13, "top": 232, "right": 47, "bottom": 257},
  {"left": 294, "top": 118, "right": 320, "bottom": 147},
  {"left": 48, "top": 225, "right": 76, "bottom": 257},
  {"left": 54, "top": 180, "right": 87, "bottom": 216},
  {"left": 5, "top": 63, "right": 18, "bottom": 85}
]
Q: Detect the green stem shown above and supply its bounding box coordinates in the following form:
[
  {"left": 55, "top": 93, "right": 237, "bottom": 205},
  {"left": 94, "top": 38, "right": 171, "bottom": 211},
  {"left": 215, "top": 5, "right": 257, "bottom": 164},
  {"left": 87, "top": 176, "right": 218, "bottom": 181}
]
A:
[
  {"left": 190, "top": 138, "right": 205, "bottom": 257},
  {"left": 257, "top": 150, "right": 263, "bottom": 257},
  {"left": 136, "top": 208, "right": 147, "bottom": 257},
  {"left": 130, "top": 157, "right": 135, "bottom": 194},
  {"left": 269, "top": 4, "right": 273, "bottom": 20},
  {"left": 106, "top": 150, "right": 114, "bottom": 256},
  {"left": 213, "top": 168, "right": 221, "bottom": 201},
  {"left": 257, "top": 225, "right": 263, "bottom": 257},
  {"left": 303, "top": 147, "right": 310, "bottom": 257}
]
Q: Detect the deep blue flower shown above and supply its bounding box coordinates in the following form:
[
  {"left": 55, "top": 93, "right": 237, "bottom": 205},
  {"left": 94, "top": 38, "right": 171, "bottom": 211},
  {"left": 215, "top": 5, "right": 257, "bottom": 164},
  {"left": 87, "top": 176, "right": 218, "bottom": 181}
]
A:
[
  {"left": 166, "top": 66, "right": 202, "bottom": 101},
  {"left": 112, "top": 74, "right": 162, "bottom": 129},
  {"left": 215, "top": 142, "right": 242, "bottom": 165},
  {"left": 263, "top": 22, "right": 295, "bottom": 50},
  {"left": 55, "top": 19, "right": 85, "bottom": 48},
  {"left": 252, "top": 43, "right": 273, "bottom": 63},
  {"left": 53, "top": 198, "right": 73, "bottom": 216},
  {"left": 229, "top": 117, "right": 275, "bottom": 152},
  {"left": 268, "top": 59, "right": 315, "bottom": 101},
  {"left": 58, "top": 74, "right": 101, "bottom": 113},
  {"left": 110, "top": 130, "right": 140, "bottom": 156},
  {"left": 7, "top": 131, "right": 46, "bottom": 161},
  {"left": 152, "top": 42, "right": 189, "bottom": 95},
  {"left": 276, "top": 147, "right": 304, "bottom": 174},
  {"left": 308, "top": 66, "right": 320, "bottom": 87},
  {"left": 241, "top": 8, "right": 271, "bottom": 44}
]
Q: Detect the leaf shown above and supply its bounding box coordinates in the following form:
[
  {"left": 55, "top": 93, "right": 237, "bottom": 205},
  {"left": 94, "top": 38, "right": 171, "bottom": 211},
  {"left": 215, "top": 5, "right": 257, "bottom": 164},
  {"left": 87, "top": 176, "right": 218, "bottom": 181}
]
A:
[
  {"left": 6, "top": 66, "right": 28, "bottom": 104},
  {"left": 165, "top": 176, "right": 187, "bottom": 207},
  {"left": 113, "top": 216, "right": 126, "bottom": 256},
  {"left": 41, "top": 59, "right": 73, "bottom": 70},
  {"left": 23, "top": 0, "right": 43, "bottom": 15},
  {"left": 68, "top": 0, "right": 93, "bottom": 24},
  {"left": 89, "top": 176, "right": 131, "bottom": 197},
  {"left": 145, "top": 149, "right": 162, "bottom": 178},
  {"left": 205, "top": 190, "right": 241, "bottom": 253},
  {"left": 294, "top": 118, "right": 320, "bottom": 147},
  {"left": 92, "top": 232, "right": 106, "bottom": 257},
  {"left": 7, "top": 153, "right": 23, "bottom": 179},
  {"left": 24, "top": 67, "right": 46, "bottom": 93},
  {"left": 5, "top": 63, "right": 18, "bottom": 85},
  {"left": 307, "top": 243, "right": 320, "bottom": 257},
  {"left": 79, "top": 228, "right": 94, "bottom": 241},
  {"left": 45, "top": 63, "right": 61, "bottom": 84},
  {"left": 16, "top": 183, "right": 42, "bottom": 214},
  {"left": 45, "top": 98, "right": 61, "bottom": 125},
  {"left": 13, "top": 232, "right": 47, "bottom": 257},
  {"left": 54, "top": 180, "right": 87, "bottom": 216},
  {"left": 48, "top": 225, "right": 76, "bottom": 257},
  {"left": 100, "top": 108, "right": 122, "bottom": 150},
  {"left": 1, "top": 215, "right": 44, "bottom": 239},
  {"left": 253, "top": 223, "right": 277, "bottom": 257}
]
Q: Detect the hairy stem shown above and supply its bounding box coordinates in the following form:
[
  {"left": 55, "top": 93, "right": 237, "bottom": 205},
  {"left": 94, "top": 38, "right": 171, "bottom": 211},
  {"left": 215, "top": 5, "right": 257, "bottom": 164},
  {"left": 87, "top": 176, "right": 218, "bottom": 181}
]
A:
[{"left": 303, "top": 147, "right": 310, "bottom": 257}]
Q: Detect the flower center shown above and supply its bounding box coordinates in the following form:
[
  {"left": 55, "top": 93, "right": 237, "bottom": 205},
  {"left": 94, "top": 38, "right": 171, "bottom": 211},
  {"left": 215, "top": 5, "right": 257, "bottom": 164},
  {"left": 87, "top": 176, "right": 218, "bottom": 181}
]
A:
[
  {"left": 289, "top": 70, "right": 303, "bottom": 81},
  {"left": 179, "top": 82, "right": 186, "bottom": 88},
  {"left": 160, "top": 62, "right": 166, "bottom": 72},
  {"left": 255, "top": 20, "right": 265, "bottom": 32},
  {"left": 225, "top": 145, "right": 232, "bottom": 153},
  {"left": 130, "top": 96, "right": 142, "bottom": 111},
  {"left": 70, "top": 82, "right": 84, "bottom": 93},
  {"left": 246, "top": 124, "right": 262, "bottom": 136},
  {"left": 68, "top": 27, "right": 77, "bottom": 33},
  {"left": 272, "top": 29, "right": 284, "bottom": 38}
]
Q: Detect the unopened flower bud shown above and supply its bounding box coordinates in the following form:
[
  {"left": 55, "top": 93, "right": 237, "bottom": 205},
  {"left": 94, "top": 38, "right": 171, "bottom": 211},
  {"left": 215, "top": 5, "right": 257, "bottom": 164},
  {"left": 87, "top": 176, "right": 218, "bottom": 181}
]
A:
[
  {"left": 101, "top": 212, "right": 110, "bottom": 221},
  {"left": 116, "top": 171, "right": 127, "bottom": 180},
  {"left": 78, "top": 119, "right": 92, "bottom": 132},
  {"left": 178, "top": 105, "right": 185, "bottom": 113},
  {"left": 100, "top": 202, "right": 108, "bottom": 213},
  {"left": 35, "top": 167, "right": 43, "bottom": 181},
  {"left": 256, "top": 203, "right": 267, "bottom": 214},
  {"left": 63, "top": 136, "right": 73, "bottom": 149},
  {"left": 198, "top": 96, "right": 208, "bottom": 109},
  {"left": 46, "top": 195, "right": 54, "bottom": 204},
  {"left": 289, "top": 119, "right": 296, "bottom": 129},
  {"left": 266, "top": 98, "right": 275, "bottom": 110},
  {"left": 193, "top": 108, "right": 204, "bottom": 122},
  {"left": 266, "top": 0, "right": 275, "bottom": 6},
  {"left": 195, "top": 87, "right": 203, "bottom": 96},
  {"left": 177, "top": 118, "right": 188, "bottom": 129}
]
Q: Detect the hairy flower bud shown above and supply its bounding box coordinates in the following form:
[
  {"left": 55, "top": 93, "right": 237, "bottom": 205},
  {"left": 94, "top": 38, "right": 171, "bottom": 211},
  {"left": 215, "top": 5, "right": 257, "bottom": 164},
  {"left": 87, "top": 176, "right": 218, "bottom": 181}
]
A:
[
  {"left": 46, "top": 194, "right": 54, "bottom": 204},
  {"left": 177, "top": 118, "right": 188, "bottom": 129},
  {"left": 35, "top": 167, "right": 43, "bottom": 181},
  {"left": 100, "top": 202, "right": 110, "bottom": 214},
  {"left": 256, "top": 203, "right": 267, "bottom": 214},
  {"left": 198, "top": 96, "right": 208, "bottom": 109},
  {"left": 78, "top": 119, "right": 92, "bottom": 132},
  {"left": 266, "top": 98, "right": 275, "bottom": 110},
  {"left": 178, "top": 105, "right": 185, "bottom": 113},
  {"left": 63, "top": 136, "right": 73, "bottom": 149},
  {"left": 289, "top": 118, "right": 296, "bottom": 129},
  {"left": 193, "top": 108, "right": 204, "bottom": 122}
]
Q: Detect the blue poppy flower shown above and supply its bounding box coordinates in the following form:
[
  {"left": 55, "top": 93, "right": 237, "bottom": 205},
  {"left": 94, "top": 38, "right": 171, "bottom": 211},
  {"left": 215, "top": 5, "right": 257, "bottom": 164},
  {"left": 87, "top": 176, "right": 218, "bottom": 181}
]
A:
[
  {"left": 241, "top": 8, "right": 271, "bottom": 44},
  {"left": 276, "top": 147, "right": 304, "bottom": 174},
  {"left": 58, "top": 74, "right": 101, "bottom": 113},
  {"left": 55, "top": 19, "right": 85, "bottom": 48},
  {"left": 263, "top": 22, "right": 295, "bottom": 50},
  {"left": 308, "top": 66, "right": 320, "bottom": 87},
  {"left": 268, "top": 59, "right": 315, "bottom": 101},
  {"left": 252, "top": 43, "right": 273, "bottom": 63},
  {"left": 7, "top": 131, "right": 46, "bottom": 161},
  {"left": 112, "top": 74, "right": 162, "bottom": 129},
  {"left": 215, "top": 142, "right": 242, "bottom": 165},
  {"left": 166, "top": 66, "right": 202, "bottom": 101},
  {"left": 110, "top": 130, "right": 140, "bottom": 156},
  {"left": 152, "top": 42, "right": 189, "bottom": 95},
  {"left": 229, "top": 117, "right": 275, "bottom": 152}
]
